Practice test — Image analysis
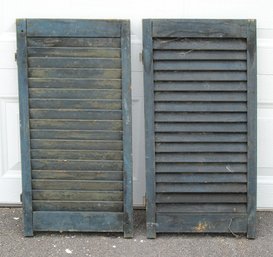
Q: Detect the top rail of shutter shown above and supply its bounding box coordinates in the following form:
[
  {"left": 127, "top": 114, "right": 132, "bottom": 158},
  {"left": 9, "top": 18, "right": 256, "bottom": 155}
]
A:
[
  {"left": 26, "top": 19, "right": 122, "bottom": 38},
  {"left": 151, "top": 19, "right": 249, "bottom": 38}
]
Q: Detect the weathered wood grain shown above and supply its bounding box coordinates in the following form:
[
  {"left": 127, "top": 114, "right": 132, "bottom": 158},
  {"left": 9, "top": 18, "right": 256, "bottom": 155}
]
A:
[
  {"left": 28, "top": 57, "right": 121, "bottom": 69},
  {"left": 33, "top": 211, "right": 124, "bottom": 232},
  {"left": 153, "top": 38, "right": 247, "bottom": 50},
  {"left": 31, "top": 159, "right": 123, "bottom": 171},
  {"left": 156, "top": 213, "right": 247, "bottom": 233},
  {"left": 156, "top": 163, "right": 247, "bottom": 173},
  {"left": 32, "top": 179, "right": 123, "bottom": 191},
  {"left": 156, "top": 183, "right": 247, "bottom": 193},
  {"left": 32, "top": 170, "right": 123, "bottom": 180},
  {"left": 29, "top": 99, "right": 122, "bottom": 110},
  {"left": 31, "top": 139, "right": 122, "bottom": 150},
  {"left": 28, "top": 78, "right": 121, "bottom": 89},
  {"left": 156, "top": 193, "right": 247, "bottom": 203},
  {"left": 29, "top": 109, "right": 122, "bottom": 120},
  {"left": 155, "top": 142, "right": 247, "bottom": 152},
  {"left": 31, "top": 149, "right": 123, "bottom": 160},
  {"left": 156, "top": 173, "right": 247, "bottom": 183},
  {"left": 29, "top": 88, "right": 121, "bottom": 99},
  {"left": 27, "top": 19, "right": 121, "bottom": 37},
  {"left": 32, "top": 190, "right": 123, "bottom": 201},
  {"left": 28, "top": 37, "right": 121, "bottom": 47},
  {"left": 30, "top": 120, "right": 123, "bottom": 131},
  {"left": 30, "top": 130, "right": 122, "bottom": 140},
  {"left": 33, "top": 200, "right": 123, "bottom": 212},
  {"left": 154, "top": 92, "right": 246, "bottom": 102},
  {"left": 28, "top": 68, "right": 121, "bottom": 79}
]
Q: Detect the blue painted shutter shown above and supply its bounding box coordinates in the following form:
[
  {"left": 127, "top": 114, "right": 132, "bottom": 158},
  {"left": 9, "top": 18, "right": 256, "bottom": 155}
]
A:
[
  {"left": 143, "top": 19, "right": 257, "bottom": 238},
  {"left": 17, "top": 19, "right": 132, "bottom": 237}
]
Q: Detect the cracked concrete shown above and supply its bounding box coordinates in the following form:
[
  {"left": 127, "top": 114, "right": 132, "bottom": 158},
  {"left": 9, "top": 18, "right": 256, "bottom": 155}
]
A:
[{"left": 0, "top": 208, "right": 272, "bottom": 257}]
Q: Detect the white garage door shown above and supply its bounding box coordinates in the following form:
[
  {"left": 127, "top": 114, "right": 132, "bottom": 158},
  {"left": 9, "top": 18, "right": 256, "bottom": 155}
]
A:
[{"left": 0, "top": 0, "right": 272, "bottom": 208}]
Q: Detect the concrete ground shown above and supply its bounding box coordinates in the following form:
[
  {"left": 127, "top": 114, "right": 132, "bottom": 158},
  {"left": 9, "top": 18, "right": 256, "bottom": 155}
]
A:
[{"left": 0, "top": 208, "right": 272, "bottom": 257}]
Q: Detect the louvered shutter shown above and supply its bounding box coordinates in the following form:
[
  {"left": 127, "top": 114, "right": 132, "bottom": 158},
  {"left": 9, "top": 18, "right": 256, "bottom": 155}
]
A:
[
  {"left": 143, "top": 19, "right": 257, "bottom": 238},
  {"left": 16, "top": 19, "right": 132, "bottom": 237}
]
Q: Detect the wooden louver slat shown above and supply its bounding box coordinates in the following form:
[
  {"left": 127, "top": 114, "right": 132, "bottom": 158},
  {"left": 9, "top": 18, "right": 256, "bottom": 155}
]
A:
[
  {"left": 143, "top": 19, "right": 257, "bottom": 239},
  {"left": 17, "top": 19, "right": 132, "bottom": 237}
]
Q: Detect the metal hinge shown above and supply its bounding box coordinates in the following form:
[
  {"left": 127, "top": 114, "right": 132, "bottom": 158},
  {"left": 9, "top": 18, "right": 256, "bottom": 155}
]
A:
[{"left": 15, "top": 52, "right": 17, "bottom": 62}]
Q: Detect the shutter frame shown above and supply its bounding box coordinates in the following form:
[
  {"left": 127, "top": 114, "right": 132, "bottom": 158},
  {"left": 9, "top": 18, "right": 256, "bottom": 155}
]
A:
[
  {"left": 143, "top": 19, "right": 257, "bottom": 239},
  {"left": 17, "top": 19, "right": 133, "bottom": 237}
]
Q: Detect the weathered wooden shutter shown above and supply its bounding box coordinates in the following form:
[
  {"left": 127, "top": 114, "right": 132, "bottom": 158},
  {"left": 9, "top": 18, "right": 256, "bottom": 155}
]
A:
[
  {"left": 143, "top": 19, "right": 257, "bottom": 238},
  {"left": 16, "top": 19, "right": 132, "bottom": 237}
]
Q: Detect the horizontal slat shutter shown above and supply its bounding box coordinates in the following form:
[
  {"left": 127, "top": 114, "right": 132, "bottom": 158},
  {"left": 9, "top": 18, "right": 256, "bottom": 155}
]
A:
[
  {"left": 17, "top": 19, "right": 132, "bottom": 237},
  {"left": 143, "top": 19, "right": 257, "bottom": 238}
]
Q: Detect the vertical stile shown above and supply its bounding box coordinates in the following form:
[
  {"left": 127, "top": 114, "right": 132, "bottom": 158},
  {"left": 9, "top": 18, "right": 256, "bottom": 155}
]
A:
[{"left": 16, "top": 19, "right": 33, "bottom": 236}]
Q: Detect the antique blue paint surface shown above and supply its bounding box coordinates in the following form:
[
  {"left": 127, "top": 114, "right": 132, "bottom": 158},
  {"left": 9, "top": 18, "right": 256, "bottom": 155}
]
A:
[
  {"left": 17, "top": 19, "right": 133, "bottom": 236},
  {"left": 16, "top": 19, "right": 33, "bottom": 237},
  {"left": 143, "top": 19, "right": 257, "bottom": 238}
]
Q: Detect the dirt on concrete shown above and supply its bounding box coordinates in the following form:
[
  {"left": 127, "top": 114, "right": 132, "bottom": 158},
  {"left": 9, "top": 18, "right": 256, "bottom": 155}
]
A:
[{"left": 0, "top": 208, "right": 272, "bottom": 257}]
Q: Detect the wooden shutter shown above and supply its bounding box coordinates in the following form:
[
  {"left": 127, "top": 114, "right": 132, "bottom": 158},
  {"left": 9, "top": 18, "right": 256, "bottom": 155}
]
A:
[
  {"left": 143, "top": 19, "right": 257, "bottom": 238},
  {"left": 16, "top": 19, "right": 132, "bottom": 237}
]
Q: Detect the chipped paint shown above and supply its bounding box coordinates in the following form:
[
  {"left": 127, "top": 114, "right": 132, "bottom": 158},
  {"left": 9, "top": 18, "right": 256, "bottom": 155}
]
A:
[{"left": 194, "top": 222, "right": 208, "bottom": 232}]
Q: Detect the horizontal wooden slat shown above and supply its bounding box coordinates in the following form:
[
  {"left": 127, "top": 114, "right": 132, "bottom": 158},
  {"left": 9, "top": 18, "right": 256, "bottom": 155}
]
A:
[
  {"left": 154, "top": 81, "right": 247, "bottom": 91},
  {"left": 156, "top": 143, "right": 247, "bottom": 152},
  {"left": 152, "top": 19, "right": 248, "bottom": 38},
  {"left": 155, "top": 113, "right": 247, "bottom": 122},
  {"left": 156, "top": 193, "right": 247, "bottom": 203},
  {"left": 154, "top": 92, "right": 246, "bottom": 102},
  {"left": 33, "top": 211, "right": 124, "bottom": 232},
  {"left": 27, "top": 19, "right": 121, "bottom": 37},
  {"left": 33, "top": 200, "right": 123, "bottom": 212},
  {"left": 156, "top": 183, "right": 247, "bottom": 193},
  {"left": 153, "top": 38, "right": 247, "bottom": 50},
  {"left": 156, "top": 163, "right": 247, "bottom": 173},
  {"left": 157, "top": 203, "right": 246, "bottom": 213},
  {"left": 28, "top": 47, "right": 120, "bottom": 58},
  {"left": 27, "top": 38, "right": 121, "bottom": 48},
  {"left": 155, "top": 153, "right": 247, "bottom": 163},
  {"left": 155, "top": 102, "right": 247, "bottom": 112},
  {"left": 153, "top": 50, "right": 247, "bottom": 60},
  {"left": 30, "top": 119, "right": 122, "bottom": 131},
  {"left": 29, "top": 88, "right": 121, "bottom": 99},
  {"left": 31, "top": 150, "right": 123, "bottom": 160},
  {"left": 32, "top": 190, "right": 123, "bottom": 201},
  {"left": 155, "top": 122, "right": 247, "bottom": 132},
  {"left": 32, "top": 179, "right": 123, "bottom": 190},
  {"left": 154, "top": 71, "right": 246, "bottom": 81},
  {"left": 28, "top": 78, "right": 121, "bottom": 89},
  {"left": 29, "top": 99, "right": 122, "bottom": 110},
  {"left": 28, "top": 57, "right": 121, "bottom": 69},
  {"left": 155, "top": 133, "right": 247, "bottom": 142},
  {"left": 156, "top": 213, "right": 247, "bottom": 233},
  {"left": 28, "top": 68, "right": 121, "bottom": 79},
  {"left": 154, "top": 60, "right": 246, "bottom": 71},
  {"left": 29, "top": 109, "right": 122, "bottom": 120},
  {"left": 32, "top": 170, "right": 123, "bottom": 180},
  {"left": 30, "top": 130, "right": 122, "bottom": 140},
  {"left": 156, "top": 173, "right": 247, "bottom": 183},
  {"left": 31, "top": 160, "right": 123, "bottom": 171},
  {"left": 31, "top": 139, "right": 122, "bottom": 150}
]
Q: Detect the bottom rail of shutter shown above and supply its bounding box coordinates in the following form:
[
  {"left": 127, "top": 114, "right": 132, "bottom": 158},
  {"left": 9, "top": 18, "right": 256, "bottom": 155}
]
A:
[
  {"left": 33, "top": 211, "right": 124, "bottom": 232},
  {"left": 156, "top": 213, "right": 247, "bottom": 233}
]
